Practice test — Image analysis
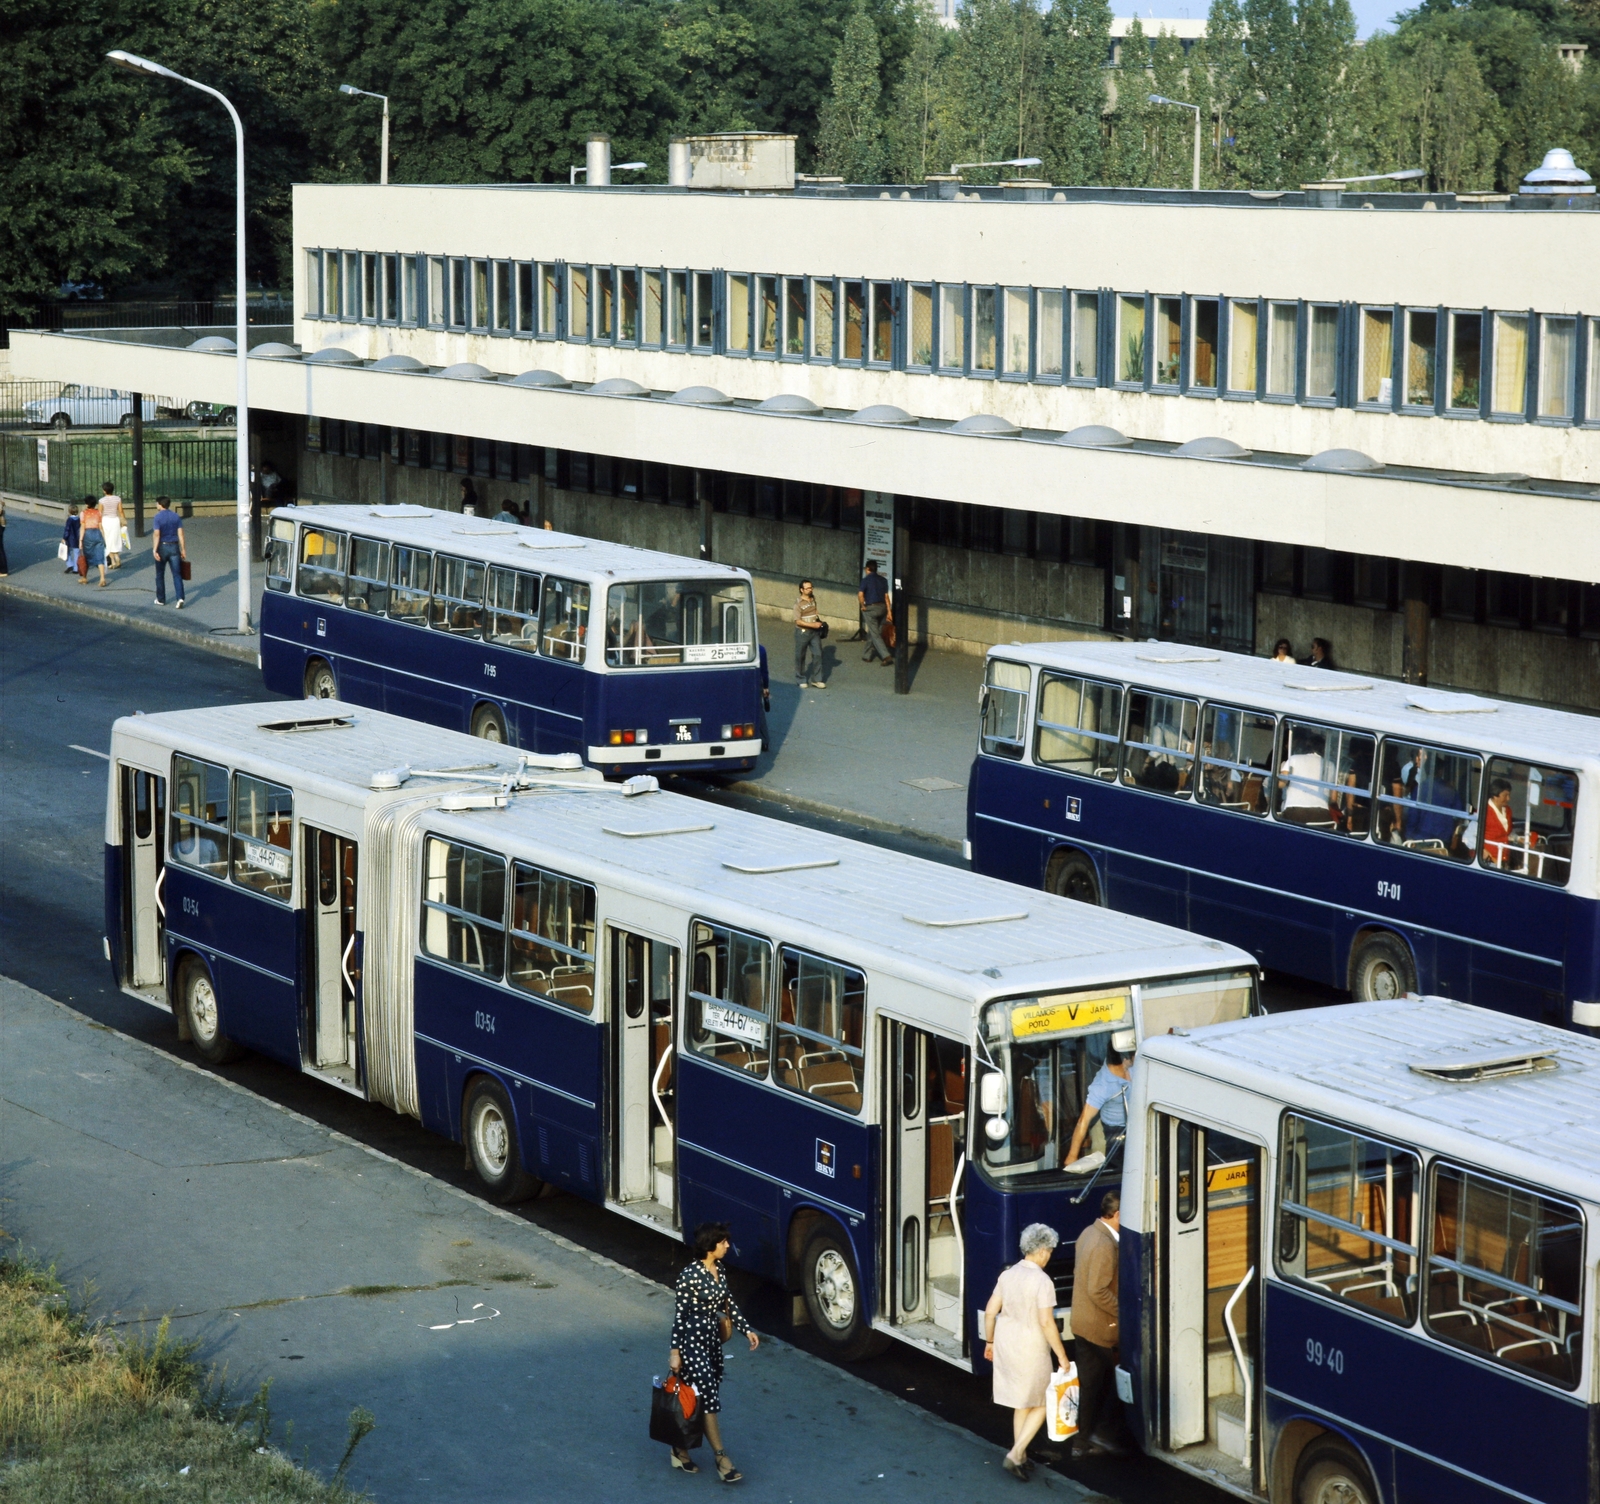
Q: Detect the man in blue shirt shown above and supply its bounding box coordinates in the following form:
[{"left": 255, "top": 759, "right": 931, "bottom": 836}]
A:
[
  {"left": 151, "top": 496, "right": 188, "bottom": 607},
  {"left": 1064, "top": 1043, "right": 1131, "bottom": 1168},
  {"left": 857, "top": 560, "right": 892, "bottom": 666}
]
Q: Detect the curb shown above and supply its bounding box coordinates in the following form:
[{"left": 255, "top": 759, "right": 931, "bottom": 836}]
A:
[{"left": 0, "top": 580, "right": 259, "bottom": 664}]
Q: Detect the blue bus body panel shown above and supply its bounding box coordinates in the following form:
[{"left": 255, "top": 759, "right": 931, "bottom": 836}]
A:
[
  {"left": 411, "top": 957, "right": 604, "bottom": 1196},
  {"left": 969, "top": 754, "right": 1574, "bottom": 1017},
  {"left": 163, "top": 866, "right": 301, "bottom": 1065},
  {"left": 1264, "top": 1280, "right": 1589, "bottom": 1504},
  {"left": 586, "top": 667, "right": 762, "bottom": 758},
  {"left": 676, "top": 1054, "right": 873, "bottom": 1291},
  {"left": 104, "top": 843, "right": 125, "bottom": 989}
]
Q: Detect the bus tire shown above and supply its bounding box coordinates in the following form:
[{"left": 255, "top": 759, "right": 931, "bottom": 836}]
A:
[
  {"left": 800, "top": 1225, "right": 889, "bottom": 1362},
  {"left": 1349, "top": 932, "right": 1415, "bottom": 1002},
  {"left": 1048, "top": 850, "right": 1101, "bottom": 906},
  {"left": 470, "top": 703, "right": 508, "bottom": 743},
  {"left": 1295, "top": 1441, "right": 1377, "bottom": 1504},
  {"left": 180, "top": 958, "right": 243, "bottom": 1066},
  {"left": 304, "top": 657, "right": 337, "bottom": 700},
  {"left": 463, "top": 1076, "right": 542, "bottom": 1204}
]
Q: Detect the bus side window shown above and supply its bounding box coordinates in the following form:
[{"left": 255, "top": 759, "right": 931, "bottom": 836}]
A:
[
  {"left": 170, "top": 754, "right": 230, "bottom": 879},
  {"left": 1376, "top": 739, "right": 1481, "bottom": 863},
  {"left": 541, "top": 576, "right": 590, "bottom": 661},
  {"left": 1479, "top": 756, "right": 1578, "bottom": 887},
  {"left": 981, "top": 659, "right": 1030, "bottom": 760},
  {"left": 507, "top": 862, "right": 596, "bottom": 1014},
  {"left": 389, "top": 546, "right": 433, "bottom": 624},
  {"left": 774, "top": 947, "right": 865, "bottom": 1113},
  {"left": 1275, "top": 1113, "right": 1419, "bottom": 1326},
  {"left": 1035, "top": 673, "right": 1122, "bottom": 779},
  {"left": 346, "top": 537, "right": 391, "bottom": 615},
  {"left": 420, "top": 836, "right": 505, "bottom": 979},
  {"left": 1424, "top": 1162, "right": 1584, "bottom": 1391},
  {"left": 1121, "top": 689, "right": 1198, "bottom": 796},
  {"left": 687, "top": 920, "right": 771, "bottom": 1077},
  {"left": 297, "top": 527, "right": 347, "bottom": 603},
  {"left": 265, "top": 518, "right": 295, "bottom": 593},
  {"left": 1275, "top": 721, "right": 1373, "bottom": 838},
  {"left": 231, "top": 772, "right": 293, "bottom": 902},
  {"left": 486, "top": 567, "right": 540, "bottom": 652},
  {"left": 1198, "top": 703, "right": 1275, "bottom": 816},
  {"left": 429, "top": 555, "right": 486, "bottom": 638}
]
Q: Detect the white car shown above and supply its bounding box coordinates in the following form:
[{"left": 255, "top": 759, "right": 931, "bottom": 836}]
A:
[{"left": 25, "top": 386, "right": 158, "bottom": 431}]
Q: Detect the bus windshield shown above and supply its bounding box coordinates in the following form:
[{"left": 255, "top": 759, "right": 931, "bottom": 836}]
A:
[
  {"left": 605, "top": 579, "right": 755, "bottom": 667},
  {"left": 980, "top": 971, "right": 1253, "bottom": 1183}
]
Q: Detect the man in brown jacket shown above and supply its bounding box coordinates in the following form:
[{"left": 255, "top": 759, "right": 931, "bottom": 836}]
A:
[{"left": 1069, "top": 1189, "right": 1127, "bottom": 1458}]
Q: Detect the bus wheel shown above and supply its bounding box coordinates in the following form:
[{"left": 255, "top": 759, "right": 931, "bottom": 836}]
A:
[
  {"left": 1296, "top": 1442, "right": 1377, "bottom": 1504},
  {"left": 800, "top": 1226, "right": 889, "bottom": 1361},
  {"left": 470, "top": 704, "right": 507, "bottom": 743},
  {"left": 304, "top": 658, "right": 337, "bottom": 699},
  {"left": 1049, "top": 851, "right": 1101, "bottom": 906},
  {"left": 463, "top": 1077, "right": 542, "bottom": 1204},
  {"left": 180, "top": 960, "right": 243, "bottom": 1066},
  {"left": 1349, "top": 932, "right": 1415, "bottom": 1001}
]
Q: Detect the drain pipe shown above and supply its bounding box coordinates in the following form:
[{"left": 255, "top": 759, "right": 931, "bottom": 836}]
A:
[{"left": 586, "top": 135, "right": 611, "bottom": 186}]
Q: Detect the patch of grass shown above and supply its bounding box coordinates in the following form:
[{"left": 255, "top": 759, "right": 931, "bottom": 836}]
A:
[{"left": 0, "top": 1251, "right": 375, "bottom": 1502}]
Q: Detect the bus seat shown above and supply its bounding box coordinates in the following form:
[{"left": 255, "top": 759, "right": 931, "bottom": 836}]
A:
[
  {"left": 928, "top": 1121, "right": 955, "bottom": 1201},
  {"left": 1241, "top": 773, "right": 1265, "bottom": 813}
]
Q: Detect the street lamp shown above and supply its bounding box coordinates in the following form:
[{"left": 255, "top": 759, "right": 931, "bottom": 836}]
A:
[
  {"left": 109, "top": 48, "right": 252, "bottom": 635},
  {"left": 569, "top": 161, "right": 648, "bottom": 185},
  {"left": 1148, "top": 95, "right": 1201, "bottom": 192},
  {"left": 339, "top": 84, "right": 390, "bottom": 185},
  {"left": 1324, "top": 168, "right": 1426, "bottom": 184},
  {"left": 949, "top": 156, "right": 1042, "bottom": 176}
]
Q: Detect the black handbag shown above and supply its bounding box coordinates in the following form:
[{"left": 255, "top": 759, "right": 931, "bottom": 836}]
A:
[
  {"left": 650, "top": 1376, "right": 704, "bottom": 1450},
  {"left": 818, "top": 620, "right": 830, "bottom": 640}
]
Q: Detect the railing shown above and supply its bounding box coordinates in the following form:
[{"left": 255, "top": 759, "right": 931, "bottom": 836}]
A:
[
  {"left": 0, "top": 432, "right": 235, "bottom": 504},
  {"left": 2, "top": 297, "right": 291, "bottom": 349}
]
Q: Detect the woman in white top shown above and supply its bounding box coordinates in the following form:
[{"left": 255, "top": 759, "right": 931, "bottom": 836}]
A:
[
  {"left": 99, "top": 482, "right": 125, "bottom": 568},
  {"left": 984, "top": 1222, "right": 1071, "bottom": 1480}
]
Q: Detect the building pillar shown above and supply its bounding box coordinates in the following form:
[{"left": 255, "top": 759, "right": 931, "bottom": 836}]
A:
[
  {"left": 1402, "top": 596, "right": 1430, "bottom": 684},
  {"left": 130, "top": 395, "right": 145, "bottom": 536},
  {"left": 893, "top": 496, "right": 911, "bottom": 695},
  {"left": 696, "top": 469, "right": 711, "bottom": 559}
]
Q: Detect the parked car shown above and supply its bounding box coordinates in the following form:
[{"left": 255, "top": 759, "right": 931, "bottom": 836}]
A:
[
  {"left": 25, "top": 386, "right": 158, "bottom": 431},
  {"left": 185, "top": 399, "right": 238, "bottom": 426}
]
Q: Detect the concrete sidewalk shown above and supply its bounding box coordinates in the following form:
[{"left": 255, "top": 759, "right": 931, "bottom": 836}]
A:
[{"left": 0, "top": 975, "right": 1097, "bottom": 1503}]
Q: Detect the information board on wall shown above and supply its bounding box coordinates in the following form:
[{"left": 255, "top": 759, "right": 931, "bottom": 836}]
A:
[
  {"left": 862, "top": 491, "right": 895, "bottom": 582},
  {"left": 36, "top": 438, "right": 49, "bottom": 485}
]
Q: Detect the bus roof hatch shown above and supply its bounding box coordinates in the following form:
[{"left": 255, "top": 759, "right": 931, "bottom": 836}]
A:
[{"left": 1408, "top": 1049, "right": 1559, "bottom": 1083}]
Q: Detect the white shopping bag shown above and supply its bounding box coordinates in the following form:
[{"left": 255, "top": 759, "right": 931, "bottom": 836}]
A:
[{"left": 1046, "top": 1364, "right": 1080, "bottom": 1442}]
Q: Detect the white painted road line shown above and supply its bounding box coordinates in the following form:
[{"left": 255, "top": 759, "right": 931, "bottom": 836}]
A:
[{"left": 69, "top": 744, "right": 110, "bottom": 759}]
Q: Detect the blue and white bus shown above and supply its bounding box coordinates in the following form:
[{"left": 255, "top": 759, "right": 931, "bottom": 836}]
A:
[
  {"left": 104, "top": 699, "right": 1257, "bottom": 1368},
  {"left": 261, "top": 504, "right": 764, "bottom": 776},
  {"left": 1121, "top": 996, "right": 1597, "bottom": 1504},
  {"left": 966, "top": 642, "right": 1599, "bottom": 1027}
]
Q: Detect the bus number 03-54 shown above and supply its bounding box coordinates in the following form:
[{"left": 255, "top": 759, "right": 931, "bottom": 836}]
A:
[
  {"left": 474, "top": 1011, "right": 496, "bottom": 1034},
  {"left": 1306, "top": 1339, "right": 1344, "bottom": 1374}
]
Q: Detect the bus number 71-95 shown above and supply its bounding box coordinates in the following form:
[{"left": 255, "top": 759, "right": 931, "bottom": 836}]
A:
[{"left": 1306, "top": 1339, "right": 1344, "bottom": 1374}]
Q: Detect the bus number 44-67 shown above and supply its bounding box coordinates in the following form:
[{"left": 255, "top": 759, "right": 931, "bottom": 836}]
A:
[{"left": 1307, "top": 1339, "right": 1344, "bottom": 1374}]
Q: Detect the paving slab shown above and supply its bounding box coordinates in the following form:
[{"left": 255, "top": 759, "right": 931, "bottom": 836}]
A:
[{"left": 0, "top": 976, "right": 1099, "bottom": 1503}]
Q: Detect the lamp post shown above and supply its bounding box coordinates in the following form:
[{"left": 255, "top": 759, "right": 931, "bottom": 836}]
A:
[
  {"left": 109, "top": 49, "right": 252, "bottom": 634},
  {"left": 569, "top": 161, "right": 648, "bottom": 185},
  {"left": 338, "top": 84, "right": 389, "bottom": 185},
  {"left": 949, "top": 155, "right": 1042, "bottom": 177},
  {"left": 1148, "top": 95, "right": 1201, "bottom": 192}
]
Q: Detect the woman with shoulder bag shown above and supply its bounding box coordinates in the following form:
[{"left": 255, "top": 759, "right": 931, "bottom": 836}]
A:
[{"left": 668, "top": 1222, "right": 759, "bottom": 1483}]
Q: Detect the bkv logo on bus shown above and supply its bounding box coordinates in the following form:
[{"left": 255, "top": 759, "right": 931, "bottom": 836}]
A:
[
  {"left": 815, "top": 1139, "right": 836, "bottom": 1179},
  {"left": 1065, "top": 796, "right": 1082, "bottom": 823}
]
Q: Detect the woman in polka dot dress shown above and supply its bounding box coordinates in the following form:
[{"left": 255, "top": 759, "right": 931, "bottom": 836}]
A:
[{"left": 669, "top": 1221, "right": 759, "bottom": 1482}]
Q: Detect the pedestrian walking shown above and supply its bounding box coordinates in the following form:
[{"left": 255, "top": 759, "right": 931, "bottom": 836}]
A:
[
  {"left": 1068, "top": 1191, "right": 1128, "bottom": 1460},
  {"left": 150, "top": 496, "right": 188, "bottom": 609},
  {"left": 668, "top": 1222, "right": 758, "bottom": 1483},
  {"left": 794, "top": 579, "right": 826, "bottom": 687},
  {"left": 984, "top": 1223, "right": 1071, "bottom": 1480},
  {"left": 493, "top": 500, "right": 521, "bottom": 525},
  {"left": 858, "top": 560, "right": 892, "bottom": 666},
  {"left": 100, "top": 481, "right": 126, "bottom": 569},
  {"left": 0, "top": 494, "right": 9, "bottom": 576},
  {"left": 80, "top": 496, "right": 108, "bottom": 588},
  {"left": 62, "top": 503, "right": 81, "bottom": 573}
]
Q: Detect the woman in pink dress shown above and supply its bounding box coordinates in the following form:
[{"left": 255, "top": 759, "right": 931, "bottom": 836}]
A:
[{"left": 983, "top": 1223, "right": 1070, "bottom": 1479}]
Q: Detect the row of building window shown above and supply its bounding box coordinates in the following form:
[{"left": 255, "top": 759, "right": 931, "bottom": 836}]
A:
[{"left": 304, "top": 247, "right": 1600, "bottom": 425}]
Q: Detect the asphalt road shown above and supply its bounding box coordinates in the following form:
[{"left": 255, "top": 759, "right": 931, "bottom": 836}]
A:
[{"left": 0, "top": 592, "right": 1243, "bottom": 1504}]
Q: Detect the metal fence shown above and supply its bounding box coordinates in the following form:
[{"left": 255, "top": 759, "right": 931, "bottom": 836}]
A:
[
  {"left": 2, "top": 297, "right": 292, "bottom": 349},
  {"left": 0, "top": 381, "right": 182, "bottom": 432},
  {"left": 0, "top": 432, "right": 235, "bottom": 504}
]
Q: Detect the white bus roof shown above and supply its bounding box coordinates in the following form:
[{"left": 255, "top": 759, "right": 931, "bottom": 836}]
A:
[
  {"left": 111, "top": 700, "right": 1254, "bottom": 1026},
  {"left": 271, "top": 504, "right": 753, "bottom": 587},
  {"left": 989, "top": 640, "right": 1600, "bottom": 771},
  {"left": 1141, "top": 997, "right": 1600, "bottom": 1206}
]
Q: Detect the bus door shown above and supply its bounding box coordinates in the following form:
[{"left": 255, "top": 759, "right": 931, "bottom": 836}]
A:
[
  {"left": 122, "top": 767, "right": 166, "bottom": 993},
  {"left": 885, "top": 1021, "right": 969, "bottom": 1357},
  {"left": 1159, "top": 1117, "right": 1262, "bottom": 1487},
  {"left": 609, "top": 927, "right": 679, "bottom": 1227},
  {"left": 304, "top": 828, "right": 361, "bottom": 1091}
]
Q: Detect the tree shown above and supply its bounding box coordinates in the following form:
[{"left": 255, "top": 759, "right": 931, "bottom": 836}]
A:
[
  {"left": 1040, "top": 0, "right": 1112, "bottom": 185},
  {"left": 816, "top": 4, "right": 889, "bottom": 179},
  {"left": 1288, "top": 0, "right": 1358, "bottom": 184},
  {"left": 665, "top": 0, "right": 763, "bottom": 134},
  {"left": 1201, "top": 0, "right": 1251, "bottom": 183},
  {"left": 943, "top": 0, "right": 1048, "bottom": 178},
  {"left": 1101, "top": 15, "right": 1151, "bottom": 182},
  {"left": 1146, "top": 27, "right": 1195, "bottom": 186},
  {"left": 1233, "top": 0, "right": 1298, "bottom": 185},
  {"left": 886, "top": 4, "right": 954, "bottom": 182}
]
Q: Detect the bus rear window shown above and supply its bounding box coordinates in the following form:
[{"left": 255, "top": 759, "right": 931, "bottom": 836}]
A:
[
  {"left": 1479, "top": 757, "right": 1578, "bottom": 887},
  {"left": 298, "top": 527, "right": 346, "bottom": 602},
  {"left": 605, "top": 580, "right": 754, "bottom": 667},
  {"left": 1140, "top": 971, "right": 1254, "bottom": 1036}
]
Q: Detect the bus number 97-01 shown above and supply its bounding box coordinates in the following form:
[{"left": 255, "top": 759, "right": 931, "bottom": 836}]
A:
[
  {"left": 474, "top": 1010, "right": 496, "bottom": 1034},
  {"left": 1377, "top": 880, "right": 1402, "bottom": 901},
  {"left": 1306, "top": 1339, "right": 1344, "bottom": 1374}
]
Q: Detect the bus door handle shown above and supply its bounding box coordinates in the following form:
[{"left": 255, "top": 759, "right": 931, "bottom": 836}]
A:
[
  {"left": 651, "top": 1044, "right": 675, "bottom": 1123},
  {"left": 153, "top": 867, "right": 166, "bottom": 920},
  {"left": 341, "top": 933, "right": 358, "bottom": 998},
  {"left": 947, "top": 1152, "right": 966, "bottom": 1270},
  {"left": 1223, "top": 1265, "right": 1256, "bottom": 1463}
]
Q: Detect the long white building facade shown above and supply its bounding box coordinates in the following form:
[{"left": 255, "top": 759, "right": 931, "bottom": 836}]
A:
[{"left": 13, "top": 172, "right": 1600, "bottom": 707}]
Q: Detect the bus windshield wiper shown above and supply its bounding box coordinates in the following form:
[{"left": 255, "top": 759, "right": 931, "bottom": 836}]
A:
[{"left": 1070, "top": 1131, "right": 1125, "bottom": 1205}]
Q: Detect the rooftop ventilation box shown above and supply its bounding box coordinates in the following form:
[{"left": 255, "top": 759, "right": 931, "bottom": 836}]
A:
[{"left": 683, "top": 133, "right": 796, "bottom": 192}]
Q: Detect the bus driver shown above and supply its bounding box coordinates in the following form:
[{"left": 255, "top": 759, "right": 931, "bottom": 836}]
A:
[{"left": 1064, "top": 1044, "right": 1132, "bottom": 1169}]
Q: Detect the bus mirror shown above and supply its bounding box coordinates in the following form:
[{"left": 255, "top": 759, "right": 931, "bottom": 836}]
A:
[
  {"left": 985, "top": 1115, "right": 1010, "bottom": 1143},
  {"left": 1111, "top": 1028, "right": 1136, "bottom": 1054},
  {"left": 979, "top": 1071, "right": 1007, "bottom": 1117}
]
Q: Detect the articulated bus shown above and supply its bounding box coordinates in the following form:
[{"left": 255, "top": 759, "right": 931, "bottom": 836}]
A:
[
  {"left": 261, "top": 504, "right": 764, "bottom": 776},
  {"left": 966, "top": 642, "right": 1599, "bottom": 1027},
  {"left": 104, "top": 699, "right": 1257, "bottom": 1369},
  {"left": 1121, "top": 997, "right": 1598, "bottom": 1504}
]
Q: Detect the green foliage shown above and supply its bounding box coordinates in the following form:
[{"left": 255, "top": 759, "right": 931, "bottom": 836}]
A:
[
  {"left": 816, "top": 4, "right": 889, "bottom": 179},
  {"left": 1039, "top": 0, "right": 1112, "bottom": 185},
  {"left": 943, "top": 0, "right": 1048, "bottom": 178},
  {"left": 885, "top": 5, "right": 954, "bottom": 182}
]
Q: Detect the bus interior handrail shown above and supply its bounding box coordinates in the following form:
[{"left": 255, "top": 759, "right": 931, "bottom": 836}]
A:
[
  {"left": 948, "top": 1151, "right": 966, "bottom": 1285},
  {"left": 651, "top": 1041, "right": 674, "bottom": 1125},
  {"left": 153, "top": 866, "right": 166, "bottom": 920},
  {"left": 1223, "top": 1264, "right": 1255, "bottom": 1465},
  {"left": 341, "top": 933, "right": 358, "bottom": 999}
]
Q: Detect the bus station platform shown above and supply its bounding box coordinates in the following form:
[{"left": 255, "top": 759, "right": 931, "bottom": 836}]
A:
[{"left": 0, "top": 505, "right": 980, "bottom": 849}]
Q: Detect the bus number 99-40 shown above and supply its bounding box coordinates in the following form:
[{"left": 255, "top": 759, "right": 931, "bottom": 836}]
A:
[
  {"left": 474, "top": 1011, "right": 496, "bottom": 1034},
  {"left": 1306, "top": 1339, "right": 1344, "bottom": 1374}
]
